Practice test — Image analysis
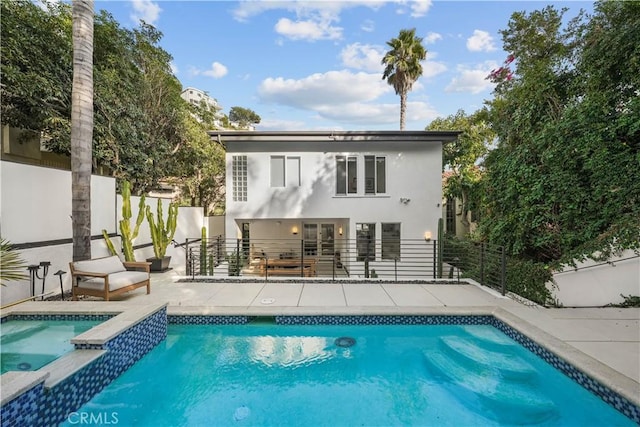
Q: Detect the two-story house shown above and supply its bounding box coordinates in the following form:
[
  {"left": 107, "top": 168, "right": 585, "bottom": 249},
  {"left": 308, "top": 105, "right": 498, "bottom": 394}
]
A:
[{"left": 215, "top": 130, "right": 459, "bottom": 277}]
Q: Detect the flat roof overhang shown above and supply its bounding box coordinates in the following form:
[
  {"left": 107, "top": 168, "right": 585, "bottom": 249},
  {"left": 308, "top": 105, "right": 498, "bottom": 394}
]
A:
[{"left": 210, "top": 130, "right": 462, "bottom": 152}]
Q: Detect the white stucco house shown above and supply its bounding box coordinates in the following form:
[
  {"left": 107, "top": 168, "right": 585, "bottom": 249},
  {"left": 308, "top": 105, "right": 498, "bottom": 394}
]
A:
[{"left": 213, "top": 130, "right": 459, "bottom": 276}]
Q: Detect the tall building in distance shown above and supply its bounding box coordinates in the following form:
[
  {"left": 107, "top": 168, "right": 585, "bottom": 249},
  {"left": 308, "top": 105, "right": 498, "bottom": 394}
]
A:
[
  {"left": 180, "top": 86, "right": 225, "bottom": 128},
  {"left": 180, "top": 86, "right": 256, "bottom": 131}
]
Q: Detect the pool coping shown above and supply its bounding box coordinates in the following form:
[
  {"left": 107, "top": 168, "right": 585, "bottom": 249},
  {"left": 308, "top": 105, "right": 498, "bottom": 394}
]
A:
[
  {"left": 163, "top": 304, "right": 640, "bottom": 408},
  {"left": 1, "top": 302, "right": 638, "bottom": 413},
  {"left": 0, "top": 371, "right": 49, "bottom": 406},
  {"left": 0, "top": 303, "right": 167, "bottom": 406}
]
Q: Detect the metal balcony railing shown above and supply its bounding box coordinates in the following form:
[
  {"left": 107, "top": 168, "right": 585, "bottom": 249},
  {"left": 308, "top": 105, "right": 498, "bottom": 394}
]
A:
[{"left": 183, "top": 236, "right": 507, "bottom": 295}]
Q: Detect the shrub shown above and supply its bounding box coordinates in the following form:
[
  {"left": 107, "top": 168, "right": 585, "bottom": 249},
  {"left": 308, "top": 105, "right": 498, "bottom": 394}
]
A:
[{"left": 505, "top": 258, "right": 553, "bottom": 305}]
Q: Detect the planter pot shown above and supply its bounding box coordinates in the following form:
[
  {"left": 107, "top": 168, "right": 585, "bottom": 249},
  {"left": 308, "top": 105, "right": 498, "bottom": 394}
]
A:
[{"left": 147, "top": 256, "right": 171, "bottom": 272}]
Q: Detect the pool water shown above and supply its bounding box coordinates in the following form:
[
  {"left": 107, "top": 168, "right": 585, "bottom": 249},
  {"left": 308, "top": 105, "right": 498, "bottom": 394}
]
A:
[
  {"left": 1, "top": 319, "right": 101, "bottom": 374},
  {"left": 66, "top": 323, "right": 635, "bottom": 426}
]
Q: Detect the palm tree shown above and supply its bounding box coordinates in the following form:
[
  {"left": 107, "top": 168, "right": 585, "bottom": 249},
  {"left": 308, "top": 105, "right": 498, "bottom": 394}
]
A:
[
  {"left": 382, "top": 28, "right": 427, "bottom": 130},
  {"left": 71, "top": 0, "right": 94, "bottom": 261}
]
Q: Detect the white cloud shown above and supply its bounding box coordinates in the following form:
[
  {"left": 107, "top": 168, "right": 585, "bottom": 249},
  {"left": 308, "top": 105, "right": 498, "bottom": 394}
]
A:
[
  {"left": 204, "top": 62, "right": 228, "bottom": 78},
  {"left": 315, "top": 100, "right": 438, "bottom": 127},
  {"left": 361, "top": 19, "right": 375, "bottom": 32},
  {"left": 424, "top": 32, "right": 442, "bottom": 44},
  {"left": 257, "top": 118, "right": 309, "bottom": 131},
  {"left": 409, "top": 0, "right": 432, "bottom": 17},
  {"left": 232, "top": 1, "right": 385, "bottom": 22},
  {"left": 130, "top": 0, "right": 161, "bottom": 25},
  {"left": 316, "top": 102, "right": 398, "bottom": 124},
  {"left": 256, "top": 70, "right": 438, "bottom": 128},
  {"left": 169, "top": 62, "right": 178, "bottom": 75},
  {"left": 422, "top": 55, "right": 448, "bottom": 79},
  {"left": 340, "top": 43, "right": 385, "bottom": 73},
  {"left": 258, "top": 70, "right": 390, "bottom": 109},
  {"left": 190, "top": 62, "right": 228, "bottom": 79},
  {"left": 275, "top": 18, "right": 342, "bottom": 41},
  {"left": 405, "top": 101, "right": 440, "bottom": 123},
  {"left": 445, "top": 61, "right": 498, "bottom": 94},
  {"left": 233, "top": 1, "right": 385, "bottom": 41},
  {"left": 466, "top": 30, "right": 497, "bottom": 52},
  {"left": 258, "top": 70, "right": 391, "bottom": 110}
]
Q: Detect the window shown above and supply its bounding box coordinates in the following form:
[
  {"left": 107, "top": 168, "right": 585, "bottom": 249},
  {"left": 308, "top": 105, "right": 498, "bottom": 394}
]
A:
[
  {"left": 232, "top": 155, "right": 247, "bottom": 201},
  {"left": 376, "top": 157, "right": 386, "bottom": 193},
  {"left": 336, "top": 156, "right": 357, "bottom": 195},
  {"left": 446, "top": 197, "right": 456, "bottom": 235},
  {"left": 286, "top": 157, "right": 300, "bottom": 187},
  {"left": 381, "top": 223, "right": 400, "bottom": 260},
  {"left": 241, "top": 222, "right": 250, "bottom": 259},
  {"left": 303, "top": 224, "right": 318, "bottom": 256},
  {"left": 271, "top": 156, "right": 300, "bottom": 187},
  {"left": 270, "top": 156, "right": 285, "bottom": 187},
  {"left": 364, "top": 156, "right": 386, "bottom": 194},
  {"left": 348, "top": 157, "right": 357, "bottom": 193},
  {"left": 356, "top": 223, "right": 375, "bottom": 261}
]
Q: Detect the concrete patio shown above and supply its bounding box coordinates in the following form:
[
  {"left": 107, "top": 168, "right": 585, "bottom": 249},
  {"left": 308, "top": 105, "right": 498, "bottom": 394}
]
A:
[{"left": 4, "top": 268, "right": 639, "bottom": 408}]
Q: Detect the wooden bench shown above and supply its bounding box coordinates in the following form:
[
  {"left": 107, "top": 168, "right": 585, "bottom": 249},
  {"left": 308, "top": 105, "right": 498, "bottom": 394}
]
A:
[
  {"left": 69, "top": 255, "right": 151, "bottom": 301},
  {"left": 259, "top": 258, "right": 317, "bottom": 277}
]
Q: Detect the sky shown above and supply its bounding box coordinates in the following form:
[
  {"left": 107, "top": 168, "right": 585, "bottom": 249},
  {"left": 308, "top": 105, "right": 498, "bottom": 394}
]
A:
[{"left": 94, "top": 0, "right": 593, "bottom": 131}]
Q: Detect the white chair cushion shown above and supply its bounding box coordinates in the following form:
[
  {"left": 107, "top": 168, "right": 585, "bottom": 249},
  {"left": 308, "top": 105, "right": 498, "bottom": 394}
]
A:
[
  {"left": 79, "top": 271, "right": 149, "bottom": 292},
  {"left": 73, "top": 256, "right": 126, "bottom": 275}
]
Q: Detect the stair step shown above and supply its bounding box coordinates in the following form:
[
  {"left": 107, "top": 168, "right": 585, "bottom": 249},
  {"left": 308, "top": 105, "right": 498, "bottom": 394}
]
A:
[
  {"left": 440, "top": 336, "right": 537, "bottom": 380},
  {"left": 424, "top": 350, "right": 558, "bottom": 425},
  {"left": 461, "top": 325, "right": 516, "bottom": 350}
]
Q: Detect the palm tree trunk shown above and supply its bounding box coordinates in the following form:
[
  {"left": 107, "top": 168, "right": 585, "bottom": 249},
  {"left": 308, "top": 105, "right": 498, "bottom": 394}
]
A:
[
  {"left": 71, "top": 0, "right": 94, "bottom": 261},
  {"left": 399, "top": 91, "right": 407, "bottom": 130}
]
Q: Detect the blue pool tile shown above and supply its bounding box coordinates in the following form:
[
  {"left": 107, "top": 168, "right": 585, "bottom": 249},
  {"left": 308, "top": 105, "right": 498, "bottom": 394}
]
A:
[
  {"left": 2, "top": 312, "right": 638, "bottom": 426},
  {"left": 168, "top": 315, "right": 249, "bottom": 325}
]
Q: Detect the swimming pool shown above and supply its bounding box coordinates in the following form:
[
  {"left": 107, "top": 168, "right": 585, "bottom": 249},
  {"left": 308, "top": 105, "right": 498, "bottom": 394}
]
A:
[
  {"left": 1, "top": 318, "right": 103, "bottom": 374},
  {"left": 65, "top": 321, "right": 636, "bottom": 426}
]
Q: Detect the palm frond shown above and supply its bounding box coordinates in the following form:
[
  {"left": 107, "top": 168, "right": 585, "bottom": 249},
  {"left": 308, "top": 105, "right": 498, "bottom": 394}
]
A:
[{"left": 0, "top": 238, "right": 28, "bottom": 286}]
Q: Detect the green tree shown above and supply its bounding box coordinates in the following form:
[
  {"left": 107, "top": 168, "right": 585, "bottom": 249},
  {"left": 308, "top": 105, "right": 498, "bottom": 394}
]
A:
[
  {"left": 128, "top": 22, "right": 186, "bottom": 193},
  {"left": 0, "top": 0, "right": 72, "bottom": 143},
  {"left": 169, "top": 102, "right": 226, "bottom": 215},
  {"left": 229, "top": 106, "right": 261, "bottom": 129},
  {"left": 552, "top": 0, "right": 640, "bottom": 260},
  {"left": 91, "top": 10, "right": 146, "bottom": 180},
  {"left": 2, "top": 2, "right": 190, "bottom": 195},
  {"left": 381, "top": 28, "right": 426, "bottom": 130},
  {"left": 482, "top": 3, "right": 640, "bottom": 264},
  {"left": 427, "top": 109, "right": 495, "bottom": 225},
  {"left": 71, "top": 0, "right": 94, "bottom": 262}
]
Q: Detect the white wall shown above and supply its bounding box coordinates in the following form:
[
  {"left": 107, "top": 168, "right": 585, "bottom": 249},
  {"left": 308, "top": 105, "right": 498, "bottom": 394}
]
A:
[
  {"left": 1, "top": 162, "right": 117, "bottom": 305},
  {"left": 207, "top": 215, "right": 225, "bottom": 238},
  {"left": 547, "top": 250, "right": 640, "bottom": 307},
  {"left": 225, "top": 144, "right": 442, "bottom": 242},
  {"left": 1, "top": 161, "right": 204, "bottom": 306},
  {"left": 168, "top": 206, "right": 206, "bottom": 269},
  {"left": 1, "top": 162, "right": 115, "bottom": 242}
]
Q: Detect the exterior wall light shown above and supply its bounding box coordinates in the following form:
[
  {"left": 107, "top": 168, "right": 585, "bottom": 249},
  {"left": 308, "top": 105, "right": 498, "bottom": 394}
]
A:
[
  {"left": 424, "top": 231, "right": 432, "bottom": 241},
  {"left": 338, "top": 226, "right": 343, "bottom": 236},
  {"left": 292, "top": 226, "right": 299, "bottom": 235}
]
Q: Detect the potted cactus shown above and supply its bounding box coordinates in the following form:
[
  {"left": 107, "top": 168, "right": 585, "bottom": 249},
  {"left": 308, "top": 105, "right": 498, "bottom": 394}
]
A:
[
  {"left": 145, "top": 198, "right": 178, "bottom": 272},
  {"left": 103, "top": 180, "right": 145, "bottom": 261}
]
